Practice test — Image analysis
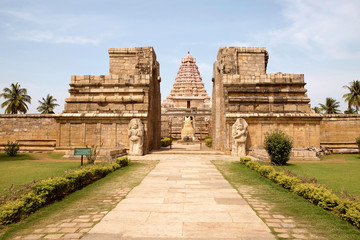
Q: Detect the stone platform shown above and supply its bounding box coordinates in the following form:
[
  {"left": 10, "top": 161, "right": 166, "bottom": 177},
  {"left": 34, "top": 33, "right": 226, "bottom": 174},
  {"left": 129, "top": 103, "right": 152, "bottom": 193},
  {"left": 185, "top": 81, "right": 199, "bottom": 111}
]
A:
[{"left": 83, "top": 152, "right": 274, "bottom": 239}]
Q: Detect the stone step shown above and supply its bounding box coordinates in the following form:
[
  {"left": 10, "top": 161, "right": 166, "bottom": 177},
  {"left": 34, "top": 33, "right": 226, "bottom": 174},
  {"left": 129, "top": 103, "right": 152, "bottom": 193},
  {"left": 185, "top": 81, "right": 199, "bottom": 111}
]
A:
[
  {"left": 0, "top": 140, "right": 56, "bottom": 152},
  {"left": 150, "top": 150, "right": 225, "bottom": 155}
]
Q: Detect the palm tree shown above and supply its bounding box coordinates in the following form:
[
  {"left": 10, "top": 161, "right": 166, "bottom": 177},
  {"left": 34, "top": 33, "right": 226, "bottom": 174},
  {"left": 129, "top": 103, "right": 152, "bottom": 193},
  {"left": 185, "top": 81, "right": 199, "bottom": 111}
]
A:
[
  {"left": 37, "top": 94, "right": 59, "bottom": 114},
  {"left": 319, "top": 97, "right": 341, "bottom": 114},
  {"left": 312, "top": 106, "right": 322, "bottom": 114},
  {"left": 344, "top": 107, "right": 356, "bottom": 114},
  {"left": 343, "top": 80, "right": 360, "bottom": 113},
  {"left": 0, "top": 82, "right": 31, "bottom": 114}
]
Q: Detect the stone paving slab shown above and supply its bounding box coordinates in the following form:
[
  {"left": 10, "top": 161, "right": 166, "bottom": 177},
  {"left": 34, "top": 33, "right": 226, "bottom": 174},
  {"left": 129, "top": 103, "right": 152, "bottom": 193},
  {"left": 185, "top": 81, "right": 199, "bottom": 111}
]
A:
[{"left": 83, "top": 154, "right": 275, "bottom": 239}]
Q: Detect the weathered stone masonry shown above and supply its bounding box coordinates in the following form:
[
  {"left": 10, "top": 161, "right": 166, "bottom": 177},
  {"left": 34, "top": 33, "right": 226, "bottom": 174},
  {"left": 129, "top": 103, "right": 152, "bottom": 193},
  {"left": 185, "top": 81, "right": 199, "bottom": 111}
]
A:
[
  {"left": 0, "top": 115, "right": 58, "bottom": 152},
  {"left": 211, "top": 47, "right": 347, "bottom": 159},
  {"left": 0, "top": 47, "right": 161, "bottom": 158},
  {"left": 0, "top": 46, "right": 359, "bottom": 158},
  {"left": 161, "top": 52, "right": 211, "bottom": 140}
]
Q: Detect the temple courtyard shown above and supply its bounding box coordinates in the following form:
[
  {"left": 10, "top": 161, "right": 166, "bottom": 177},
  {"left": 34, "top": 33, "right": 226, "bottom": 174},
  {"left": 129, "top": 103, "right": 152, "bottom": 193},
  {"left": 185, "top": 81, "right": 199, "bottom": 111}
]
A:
[
  {"left": 3, "top": 145, "right": 359, "bottom": 240},
  {"left": 1, "top": 47, "right": 360, "bottom": 239}
]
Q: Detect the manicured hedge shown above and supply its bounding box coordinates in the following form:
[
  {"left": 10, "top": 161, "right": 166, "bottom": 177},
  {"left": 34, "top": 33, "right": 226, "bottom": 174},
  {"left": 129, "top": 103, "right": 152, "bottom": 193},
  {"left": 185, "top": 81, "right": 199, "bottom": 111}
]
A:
[
  {"left": 0, "top": 156, "right": 130, "bottom": 225},
  {"left": 161, "top": 137, "right": 172, "bottom": 147},
  {"left": 205, "top": 136, "right": 212, "bottom": 148},
  {"left": 240, "top": 157, "right": 360, "bottom": 228}
]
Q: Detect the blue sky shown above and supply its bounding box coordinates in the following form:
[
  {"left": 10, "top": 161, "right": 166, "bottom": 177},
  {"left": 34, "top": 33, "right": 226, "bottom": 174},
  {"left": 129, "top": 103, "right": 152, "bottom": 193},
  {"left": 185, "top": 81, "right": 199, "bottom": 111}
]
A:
[{"left": 0, "top": 0, "right": 359, "bottom": 113}]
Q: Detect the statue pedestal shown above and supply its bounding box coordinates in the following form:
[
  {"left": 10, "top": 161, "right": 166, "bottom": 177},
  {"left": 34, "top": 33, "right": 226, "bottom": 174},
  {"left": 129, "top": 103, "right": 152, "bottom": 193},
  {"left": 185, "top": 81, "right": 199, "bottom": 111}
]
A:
[{"left": 181, "top": 117, "right": 196, "bottom": 142}]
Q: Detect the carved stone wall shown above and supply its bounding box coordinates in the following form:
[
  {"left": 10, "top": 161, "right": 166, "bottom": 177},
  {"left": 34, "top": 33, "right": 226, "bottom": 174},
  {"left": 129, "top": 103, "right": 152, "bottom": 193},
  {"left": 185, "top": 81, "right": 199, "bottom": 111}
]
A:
[
  {"left": 0, "top": 115, "right": 58, "bottom": 152},
  {"left": 320, "top": 114, "right": 360, "bottom": 153},
  {"left": 226, "top": 113, "right": 322, "bottom": 160},
  {"left": 61, "top": 47, "right": 161, "bottom": 156},
  {"left": 212, "top": 47, "right": 315, "bottom": 158}
]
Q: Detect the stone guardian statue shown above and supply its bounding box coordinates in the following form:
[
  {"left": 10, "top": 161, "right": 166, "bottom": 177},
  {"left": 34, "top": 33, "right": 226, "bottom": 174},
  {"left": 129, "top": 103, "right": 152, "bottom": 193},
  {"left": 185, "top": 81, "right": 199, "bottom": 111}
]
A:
[
  {"left": 181, "top": 116, "right": 195, "bottom": 141},
  {"left": 232, "top": 118, "right": 248, "bottom": 156},
  {"left": 128, "top": 118, "right": 144, "bottom": 156}
]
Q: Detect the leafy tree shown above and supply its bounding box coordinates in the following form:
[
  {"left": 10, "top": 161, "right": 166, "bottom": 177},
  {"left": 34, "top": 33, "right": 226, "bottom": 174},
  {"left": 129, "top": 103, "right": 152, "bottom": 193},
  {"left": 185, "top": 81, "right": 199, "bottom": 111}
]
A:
[
  {"left": 343, "top": 80, "right": 360, "bottom": 113},
  {"left": 37, "top": 94, "right": 59, "bottom": 114},
  {"left": 0, "top": 83, "right": 31, "bottom": 114},
  {"left": 312, "top": 106, "right": 322, "bottom": 114},
  {"left": 319, "top": 97, "right": 341, "bottom": 114},
  {"left": 344, "top": 107, "right": 356, "bottom": 114}
]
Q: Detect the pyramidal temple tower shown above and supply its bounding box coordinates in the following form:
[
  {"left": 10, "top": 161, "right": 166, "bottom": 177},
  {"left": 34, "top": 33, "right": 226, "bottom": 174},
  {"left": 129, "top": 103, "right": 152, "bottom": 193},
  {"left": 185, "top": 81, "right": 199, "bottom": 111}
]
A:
[
  {"left": 162, "top": 52, "right": 211, "bottom": 109},
  {"left": 161, "top": 52, "right": 212, "bottom": 140}
]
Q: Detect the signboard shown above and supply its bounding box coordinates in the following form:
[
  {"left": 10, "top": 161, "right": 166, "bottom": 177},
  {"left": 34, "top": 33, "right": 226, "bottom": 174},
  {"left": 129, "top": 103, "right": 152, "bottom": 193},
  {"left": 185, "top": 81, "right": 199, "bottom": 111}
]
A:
[{"left": 74, "top": 148, "right": 91, "bottom": 156}]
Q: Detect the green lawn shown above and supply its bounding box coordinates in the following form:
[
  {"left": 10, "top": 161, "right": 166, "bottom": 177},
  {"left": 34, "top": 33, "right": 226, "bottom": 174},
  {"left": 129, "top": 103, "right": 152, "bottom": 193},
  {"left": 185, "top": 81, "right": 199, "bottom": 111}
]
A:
[
  {"left": 0, "top": 161, "right": 158, "bottom": 239},
  {"left": 213, "top": 161, "right": 360, "bottom": 240},
  {"left": 281, "top": 154, "right": 360, "bottom": 196},
  {"left": 0, "top": 153, "right": 79, "bottom": 195}
]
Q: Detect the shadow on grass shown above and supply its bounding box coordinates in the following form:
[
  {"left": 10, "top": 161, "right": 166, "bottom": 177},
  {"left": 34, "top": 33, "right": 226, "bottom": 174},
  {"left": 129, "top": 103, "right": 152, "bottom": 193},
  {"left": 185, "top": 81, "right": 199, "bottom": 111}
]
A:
[{"left": 0, "top": 153, "right": 35, "bottom": 162}]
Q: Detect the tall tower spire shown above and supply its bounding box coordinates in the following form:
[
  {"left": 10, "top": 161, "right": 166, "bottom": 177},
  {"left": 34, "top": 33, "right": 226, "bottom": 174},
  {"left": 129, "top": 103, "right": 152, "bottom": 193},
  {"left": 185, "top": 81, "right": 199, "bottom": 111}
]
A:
[{"left": 162, "top": 52, "right": 210, "bottom": 108}]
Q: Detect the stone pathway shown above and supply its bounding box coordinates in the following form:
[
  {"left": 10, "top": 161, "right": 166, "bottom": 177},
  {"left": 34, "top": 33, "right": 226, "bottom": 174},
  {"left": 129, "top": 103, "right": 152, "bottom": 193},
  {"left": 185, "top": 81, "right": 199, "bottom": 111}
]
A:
[
  {"left": 13, "top": 188, "right": 132, "bottom": 240},
  {"left": 238, "top": 186, "right": 321, "bottom": 239},
  {"left": 11, "top": 151, "right": 322, "bottom": 239},
  {"left": 82, "top": 154, "right": 275, "bottom": 239}
]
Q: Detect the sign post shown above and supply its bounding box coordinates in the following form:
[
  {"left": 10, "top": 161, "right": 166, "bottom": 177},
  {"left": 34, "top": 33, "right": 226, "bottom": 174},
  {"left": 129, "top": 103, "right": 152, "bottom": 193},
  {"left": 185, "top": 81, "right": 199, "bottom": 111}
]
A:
[{"left": 74, "top": 148, "right": 91, "bottom": 167}]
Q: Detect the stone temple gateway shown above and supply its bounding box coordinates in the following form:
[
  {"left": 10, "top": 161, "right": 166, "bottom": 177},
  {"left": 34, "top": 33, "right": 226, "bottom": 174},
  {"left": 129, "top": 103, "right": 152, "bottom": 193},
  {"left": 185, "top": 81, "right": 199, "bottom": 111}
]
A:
[
  {"left": 0, "top": 47, "right": 161, "bottom": 159},
  {"left": 212, "top": 47, "right": 320, "bottom": 160},
  {"left": 0, "top": 46, "right": 359, "bottom": 159}
]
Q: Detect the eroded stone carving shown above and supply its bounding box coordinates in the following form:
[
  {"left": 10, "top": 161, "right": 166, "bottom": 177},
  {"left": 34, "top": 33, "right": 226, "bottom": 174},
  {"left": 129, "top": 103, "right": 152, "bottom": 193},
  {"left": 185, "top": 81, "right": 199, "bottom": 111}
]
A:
[
  {"left": 232, "top": 118, "right": 248, "bottom": 156},
  {"left": 128, "top": 118, "right": 144, "bottom": 156},
  {"left": 181, "top": 117, "right": 195, "bottom": 141}
]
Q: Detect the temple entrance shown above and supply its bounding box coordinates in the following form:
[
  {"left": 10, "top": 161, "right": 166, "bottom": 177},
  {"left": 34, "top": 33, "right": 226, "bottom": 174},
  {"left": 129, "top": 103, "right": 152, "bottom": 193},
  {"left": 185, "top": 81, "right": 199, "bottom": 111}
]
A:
[
  {"left": 161, "top": 52, "right": 212, "bottom": 150},
  {"left": 160, "top": 118, "right": 211, "bottom": 152}
]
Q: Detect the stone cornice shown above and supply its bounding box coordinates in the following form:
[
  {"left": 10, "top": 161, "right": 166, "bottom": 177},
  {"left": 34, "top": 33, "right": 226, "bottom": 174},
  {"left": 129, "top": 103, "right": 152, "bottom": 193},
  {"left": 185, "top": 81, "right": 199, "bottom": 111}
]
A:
[{"left": 226, "top": 113, "right": 323, "bottom": 119}]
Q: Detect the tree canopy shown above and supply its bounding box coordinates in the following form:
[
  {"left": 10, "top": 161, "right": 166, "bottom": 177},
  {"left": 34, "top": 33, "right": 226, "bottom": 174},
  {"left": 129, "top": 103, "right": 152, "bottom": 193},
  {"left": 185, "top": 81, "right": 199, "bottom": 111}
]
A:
[
  {"left": 343, "top": 80, "right": 360, "bottom": 113},
  {"left": 37, "top": 94, "right": 59, "bottom": 114},
  {"left": 0, "top": 83, "right": 31, "bottom": 114},
  {"left": 319, "top": 97, "right": 341, "bottom": 114}
]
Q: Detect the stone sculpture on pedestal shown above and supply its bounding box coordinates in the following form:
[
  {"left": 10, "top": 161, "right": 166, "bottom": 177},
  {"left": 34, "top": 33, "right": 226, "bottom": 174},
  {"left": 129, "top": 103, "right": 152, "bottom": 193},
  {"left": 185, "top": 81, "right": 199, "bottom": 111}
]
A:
[
  {"left": 181, "top": 117, "right": 195, "bottom": 141},
  {"left": 232, "top": 118, "right": 248, "bottom": 156},
  {"left": 128, "top": 118, "right": 144, "bottom": 156}
]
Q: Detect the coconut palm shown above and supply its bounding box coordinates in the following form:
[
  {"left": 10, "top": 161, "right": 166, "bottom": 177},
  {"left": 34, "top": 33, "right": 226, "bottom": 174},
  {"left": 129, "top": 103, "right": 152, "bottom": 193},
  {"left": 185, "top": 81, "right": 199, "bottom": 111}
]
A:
[
  {"left": 37, "top": 94, "right": 59, "bottom": 114},
  {"left": 319, "top": 97, "right": 341, "bottom": 114},
  {"left": 312, "top": 106, "right": 322, "bottom": 114},
  {"left": 344, "top": 107, "right": 356, "bottom": 114},
  {"left": 343, "top": 80, "right": 360, "bottom": 113},
  {"left": 0, "top": 82, "right": 31, "bottom": 114}
]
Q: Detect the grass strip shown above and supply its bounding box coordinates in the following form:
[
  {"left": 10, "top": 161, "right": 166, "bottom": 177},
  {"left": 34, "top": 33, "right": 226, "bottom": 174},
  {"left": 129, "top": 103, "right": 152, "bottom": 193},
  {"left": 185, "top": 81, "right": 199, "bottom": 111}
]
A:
[
  {"left": 0, "top": 160, "right": 157, "bottom": 239},
  {"left": 0, "top": 157, "right": 130, "bottom": 225},
  {"left": 281, "top": 154, "right": 360, "bottom": 196},
  {"left": 213, "top": 160, "right": 360, "bottom": 240}
]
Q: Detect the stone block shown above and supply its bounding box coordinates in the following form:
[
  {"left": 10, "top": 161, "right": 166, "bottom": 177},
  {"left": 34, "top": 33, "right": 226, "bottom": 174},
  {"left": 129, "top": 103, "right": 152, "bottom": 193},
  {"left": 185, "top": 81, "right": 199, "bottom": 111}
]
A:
[
  {"left": 284, "top": 105, "right": 297, "bottom": 112},
  {"left": 254, "top": 104, "right": 269, "bottom": 112}
]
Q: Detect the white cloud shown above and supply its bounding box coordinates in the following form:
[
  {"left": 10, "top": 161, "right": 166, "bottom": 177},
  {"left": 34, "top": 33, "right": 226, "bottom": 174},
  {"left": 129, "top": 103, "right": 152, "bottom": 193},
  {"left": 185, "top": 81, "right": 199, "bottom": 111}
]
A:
[
  {"left": 0, "top": 9, "right": 40, "bottom": 23},
  {"left": 11, "top": 30, "right": 100, "bottom": 45},
  {"left": 269, "top": 0, "right": 360, "bottom": 59},
  {"left": 1, "top": 9, "right": 103, "bottom": 45}
]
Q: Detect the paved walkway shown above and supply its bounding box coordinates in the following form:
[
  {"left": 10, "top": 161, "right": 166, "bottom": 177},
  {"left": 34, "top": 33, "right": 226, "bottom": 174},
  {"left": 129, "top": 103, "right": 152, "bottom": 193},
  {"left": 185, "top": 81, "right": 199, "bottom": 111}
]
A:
[{"left": 83, "top": 153, "right": 275, "bottom": 240}]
